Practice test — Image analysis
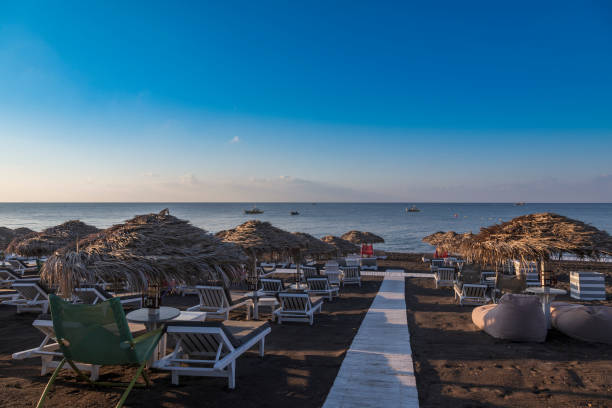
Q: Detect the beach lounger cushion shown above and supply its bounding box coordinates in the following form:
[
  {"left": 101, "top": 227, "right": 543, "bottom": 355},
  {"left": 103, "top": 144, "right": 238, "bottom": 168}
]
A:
[
  {"left": 472, "top": 294, "right": 546, "bottom": 342},
  {"left": 551, "top": 302, "right": 612, "bottom": 345}
]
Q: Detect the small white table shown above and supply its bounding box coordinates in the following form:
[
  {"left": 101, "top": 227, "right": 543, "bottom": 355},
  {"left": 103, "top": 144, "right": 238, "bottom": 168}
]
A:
[
  {"left": 245, "top": 291, "right": 279, "bottom": 320},
  {"left": 126, "top": 307, "right": 190, "bottom": 363},
  {"left": 526, "top": 287, "right": 567, "bottom": 329}
]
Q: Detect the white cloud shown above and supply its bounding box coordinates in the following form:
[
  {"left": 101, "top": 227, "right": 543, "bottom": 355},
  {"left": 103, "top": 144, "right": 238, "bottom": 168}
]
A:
[{"left": 229, "top": 136, "right": 240, "bottom": 144}]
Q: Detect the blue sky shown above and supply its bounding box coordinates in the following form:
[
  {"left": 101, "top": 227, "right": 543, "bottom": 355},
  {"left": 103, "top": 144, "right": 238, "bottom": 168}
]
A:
[{"left": 1, "top": 1, "right": 611, "bottom": 202}]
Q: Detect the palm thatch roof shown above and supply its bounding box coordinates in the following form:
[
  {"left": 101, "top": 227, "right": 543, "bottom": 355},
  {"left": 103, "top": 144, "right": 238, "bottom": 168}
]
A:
[
  {"left": 321, "top": 235, "right": 360, "bottom": 255},
  {"left": 215, "top": 220, "right": 305, "bottom": 256},
  {"left": 0, "top": 227, "right": 35, "bottom": 251},
  {"left": 293, "top": 232, "right": 336, "bottom": 256},
  {"left": 6, "top": 221, "right": 100, "bottom": 257},
  {"left": 460, "top": 212, "right": 612, "bottom": 265},
  {"left": 423, "top": 231, "right": 474, "bottom": 254},
  {"left": 341, "top": 230, "right": 385, "bottom": 244},
  {"left": 41, "top": 209, "right": 247, "bottom": 295}
]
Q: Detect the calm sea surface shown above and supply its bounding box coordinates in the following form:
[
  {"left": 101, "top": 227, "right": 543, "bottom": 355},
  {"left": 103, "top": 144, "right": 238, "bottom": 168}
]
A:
[{"left": 1, "top": 203, "right": 610, "bottom": 253}]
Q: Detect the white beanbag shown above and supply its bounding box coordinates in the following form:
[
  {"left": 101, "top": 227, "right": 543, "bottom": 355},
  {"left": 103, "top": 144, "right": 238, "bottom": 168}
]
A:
[
  {"left": 551, "top": 302, "right": 612, "bottom": 345},
  {"left": 472, "top": 294, "right": 546, "bottom": 342}
]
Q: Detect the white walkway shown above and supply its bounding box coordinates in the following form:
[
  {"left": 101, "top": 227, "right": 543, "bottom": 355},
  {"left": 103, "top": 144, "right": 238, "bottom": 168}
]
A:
[{"left": 323, "top": 274, "right": 419, "bottom": 408}]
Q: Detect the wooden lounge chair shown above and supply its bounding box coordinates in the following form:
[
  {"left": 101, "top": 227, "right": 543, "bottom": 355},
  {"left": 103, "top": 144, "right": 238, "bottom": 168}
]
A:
[
  {"left": 154, "top": 320, "right": 271, "bottom": 389},
  {"left": 74, "top": 286, "right": 142, "bottom": 309},
  {"left": 274, "top": 292, "right": 323, "bottom": 325},
  {"left": 187, "top": 285, "right": 251, "bottom": 320},
  {"left": 323, "top": 262, "right": 341, "bottom": 287},
  {"left": 454, "top": 284, "right": 490, "bottom": 306},
  {"left": 3, "top": 280, "right": 50, "bottom": 313},
  {"left": 341, "top": 266, "right": 361, "bottom": 287},
  {"left": 435, "top": 268, "right": 455, "bottom": 288},
  {"left": 306, "top": 277, "right": 339, "bottom": 301},
  {"left": 12, "top": 314, "right": 101, "bottom": 380}
]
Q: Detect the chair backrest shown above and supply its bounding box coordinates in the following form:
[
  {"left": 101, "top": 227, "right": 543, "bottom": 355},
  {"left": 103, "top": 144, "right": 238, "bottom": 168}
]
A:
[
  {"left": 431, "top": 259, "right": 445, "bottom": 267},
  {"left": 12, "top": 281, "right": 48, "bottom": 301},
  {"left": 437, "top": 268, "right": 455, "bottom": 282},
  {"left": 194, "top": 286, "right": 230, "bottom": 310},
  {"left": 462, "top": 284, "right": 487, "bottom": 298},
  {"left": 325, "top": 271, "right": 341, "bottom": 285},
  {"left": 260, "top": 278, "right": 283, "bottom": 295},
  {"left": 307, "top": 278, "right": 330, "bottom": 291},
  {"left": 302, "top": 266, "right": 318, "bottom": 279},
  {"left": 0, "top": 269, "right": 20, "bottom": 283},
  {"left": 480, "top": 271, "right": 496, "bottom": 283},
  {"left": 278, "top": 293, "right": 310, "bottom": 311},
  {"left": 325, "top": 260, "right": 339, "bottom": 271},
  {"left": 345, "top": 258, "right": 359, "bottom": 267},
  {"left": 74, "top": 286, "right": 112, "bottom": 304},
  {"left": 343, "top": 266, "right": 360, "bottom": 280},
  {"left": 48, "top": 294, "right": 140, "bottom": 365}
]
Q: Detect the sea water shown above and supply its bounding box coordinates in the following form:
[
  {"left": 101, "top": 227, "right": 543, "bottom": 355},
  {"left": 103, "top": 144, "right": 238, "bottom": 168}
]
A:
[{"left": 1, "top": 203, "right": 610, "bottom": 253}]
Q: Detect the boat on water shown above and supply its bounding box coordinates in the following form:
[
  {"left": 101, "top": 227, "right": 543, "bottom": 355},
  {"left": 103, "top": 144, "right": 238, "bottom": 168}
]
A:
[
  {"left": 514, "top": 202, "right": 526, "bottom": 206},
  {"left": 406, "top": 205, "right": 420, "bottom": 212},
  {"left": 290, "top": 211, "right": 300, "bottom": 216},
  {"left": 244, "top": 206, "right": 263, "bottom": 214}
]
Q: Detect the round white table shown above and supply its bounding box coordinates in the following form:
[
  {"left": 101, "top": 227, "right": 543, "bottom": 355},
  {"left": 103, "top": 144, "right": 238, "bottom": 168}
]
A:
[
  {"left": 126, "top": 307, "right": 180, "bottom": 363},
  {"left": 526, "top": 287, "right": 567, "bottom": 329}
]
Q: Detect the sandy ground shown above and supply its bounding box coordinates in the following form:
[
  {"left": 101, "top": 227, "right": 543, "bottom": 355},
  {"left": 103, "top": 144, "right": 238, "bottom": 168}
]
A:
[
  {"left": 404, "top": 276, "right": 612, "bottom": 408},
  {"left": 0, "top": 278, "right": 382, "bottom": 408}
]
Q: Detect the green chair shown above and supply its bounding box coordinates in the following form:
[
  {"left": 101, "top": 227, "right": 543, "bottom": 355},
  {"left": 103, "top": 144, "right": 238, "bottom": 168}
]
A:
[{"left": 36, "top": 294, "right": 163, "bottom": 408}]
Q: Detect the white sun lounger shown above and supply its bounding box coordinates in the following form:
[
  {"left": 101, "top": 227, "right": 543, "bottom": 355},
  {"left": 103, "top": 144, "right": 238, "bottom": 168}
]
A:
[
  {"left": 274, "top": 292, "right": 323, "bottom": 325},
  {"left": 435, "top": 268, "right": 456, "bottom": 288},
  {"left": 2, "top": 281, "right": 50, "bottom": 313},
  {"left": 12, "top": 315, "right": 101, "bottom": 380},
  {"left": 341, "top": 266, "right": 361, "bottom": 287},
  {"left": 73, "top": 286, "right": 143, "bottom": 308},
  {"left": 306, "top": 278, "right": 339, "bottom": 301},
  {"left": 154, "top": 320, "right": 271, "bottom": 389},
  {"left": 187, "top": 285, "right": 251, "bottom": 320},
  {"left": 454, "top": 284, "right": 490, "bottom": 306}
]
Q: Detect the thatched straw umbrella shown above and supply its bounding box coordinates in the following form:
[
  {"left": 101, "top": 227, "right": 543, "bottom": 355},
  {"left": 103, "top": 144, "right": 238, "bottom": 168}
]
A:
[
  {"left": 6, "top": 221, "right": 99, "bottom": 257},
  {"left": 341, "top": 230, "right": 385, "bottom": 244},
  {"left": 0, "top": 227, "right": 35, "bottom": 252},
  {"left": 41, "top": 209, "right": 247, "bottom": 296},
  {"left": 423, "top": 231, "right": 473, "bottom": 256},
  {"left": 341, "top": 230, "right": 384, "bottom": 256},
  {"left": 216, "top": 220, "right": 306, "bottom": 284},
  {"left": 460, "top": 212, "right": 612, "bottom": 286},
  {"left": 293, "top": 232, "right": 336, "bottom": 259},
  {"left": 321, "top": 235, "right": 360, "bottom": 256}
]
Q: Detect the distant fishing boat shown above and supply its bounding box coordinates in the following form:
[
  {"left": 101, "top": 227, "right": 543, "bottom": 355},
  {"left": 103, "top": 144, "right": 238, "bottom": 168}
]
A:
[
  {"left": 244, "top": 205, "right": 263, "bottom": 214},
  {"left": 514, "top": 202, "right": 525, "bottom": 206},
  {"left": 290, "top": 211, "right": 299, "bottom": 216},
  {"left": 406, "top": 205, "right": 420, "bottom": 212}
]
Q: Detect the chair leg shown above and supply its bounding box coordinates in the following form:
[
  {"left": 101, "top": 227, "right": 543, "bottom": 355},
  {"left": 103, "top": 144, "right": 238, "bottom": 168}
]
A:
[
  {"left": 259, "top": 338, "right": 265, "bottom": 357},
  {"left": 228, "top": 361, "right": 236, "bottom": 389},
  {"left": 36, "top": 358, "right": 66, "bottom": 408},
  {"left": 115, "top": 361, "right": 147, "bottom": 408}
]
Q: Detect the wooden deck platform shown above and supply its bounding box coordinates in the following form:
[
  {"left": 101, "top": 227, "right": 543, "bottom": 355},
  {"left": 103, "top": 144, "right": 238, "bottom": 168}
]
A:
[{"left": 322, "top": 274, "right": 419, "bottom": 408}]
